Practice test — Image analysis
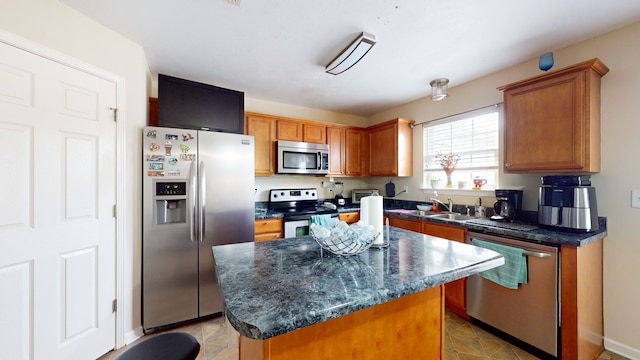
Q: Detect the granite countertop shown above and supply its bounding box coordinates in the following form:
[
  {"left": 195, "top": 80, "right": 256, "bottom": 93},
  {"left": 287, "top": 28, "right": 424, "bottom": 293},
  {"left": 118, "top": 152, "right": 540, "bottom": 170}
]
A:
[
  {"left": 212, "top": 227, "right": 504, "bottom": 340},
  {"left": 254, "top": 202, "right": 607, "bottom": 247},
  {"left": 385, "top": 209, "right": 607, "bottom": 247}
]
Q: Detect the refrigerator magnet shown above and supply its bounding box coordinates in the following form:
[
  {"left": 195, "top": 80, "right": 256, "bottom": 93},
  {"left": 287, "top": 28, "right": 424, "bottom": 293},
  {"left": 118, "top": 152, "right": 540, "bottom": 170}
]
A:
[
  {"left": 146, "top": 129, "right": 157, "bottom": 138},
  {"left": 180, "top": 154, "right": 195, "bottom": 161},
  {"left": 182, "top": 133, "right": 194, "bottom": 141},
  {"left": 179, "top": 144, "right": 190, "bottom": 153},
  {"left": 146, "top": 155, "right": 164, "bottom": 162},
  {"left": 168, "top": 157, "right": 178, "bottom": 166},
  {"left": 148, "top": 162, "right": 164, "bottom": 170},
  {"left": 147, "top": 170, "right": 164, "bottom": 177},
  {"left": 167, "top": 170, "right": 180, "bottom": 176},
  {"left": 149, "top": 143, "right": 160, "bottom": 151}
]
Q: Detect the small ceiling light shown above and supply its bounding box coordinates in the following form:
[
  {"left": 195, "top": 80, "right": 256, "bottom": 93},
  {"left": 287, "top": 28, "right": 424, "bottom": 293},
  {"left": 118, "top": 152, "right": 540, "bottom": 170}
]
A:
[
  {"left": 430, "top": 78, "right": 449, "bottom": 101},
  {"left": 325, "top": 32, "right": 376, "bottom": 75}
]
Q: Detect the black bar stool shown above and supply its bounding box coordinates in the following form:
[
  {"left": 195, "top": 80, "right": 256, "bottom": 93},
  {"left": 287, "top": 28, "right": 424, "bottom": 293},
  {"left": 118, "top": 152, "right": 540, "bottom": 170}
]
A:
[{"left": 114, "top": 332, "right": 200, "bottom": 360}]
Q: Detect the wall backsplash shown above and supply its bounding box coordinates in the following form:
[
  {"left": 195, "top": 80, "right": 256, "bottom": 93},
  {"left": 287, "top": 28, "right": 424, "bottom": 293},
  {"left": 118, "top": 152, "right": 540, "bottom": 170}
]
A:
[{"left": 255, "top": 176, "right": 370, "bottom": 202}]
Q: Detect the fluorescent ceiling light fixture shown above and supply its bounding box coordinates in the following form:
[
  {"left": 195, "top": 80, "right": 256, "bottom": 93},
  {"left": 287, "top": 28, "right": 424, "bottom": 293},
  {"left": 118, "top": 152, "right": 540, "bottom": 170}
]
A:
[
  {"left": 430, "top": 78, "right": 449, "bottom": 101},
  {"left": 325, "top": 32, "right": 376, "bottom": 75}
]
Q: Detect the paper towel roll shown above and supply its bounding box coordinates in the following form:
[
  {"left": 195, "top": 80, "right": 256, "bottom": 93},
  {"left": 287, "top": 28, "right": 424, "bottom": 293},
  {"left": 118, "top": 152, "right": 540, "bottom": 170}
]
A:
[{"left": 360, "top": 195, "right": 384, "bottom": 245}]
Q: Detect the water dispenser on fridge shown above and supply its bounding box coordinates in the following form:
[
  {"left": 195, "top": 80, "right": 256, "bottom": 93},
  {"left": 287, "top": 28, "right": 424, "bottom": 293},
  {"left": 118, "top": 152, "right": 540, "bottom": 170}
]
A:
[{"left": 154, "top": 181, "right": 187, "bottom": 225}]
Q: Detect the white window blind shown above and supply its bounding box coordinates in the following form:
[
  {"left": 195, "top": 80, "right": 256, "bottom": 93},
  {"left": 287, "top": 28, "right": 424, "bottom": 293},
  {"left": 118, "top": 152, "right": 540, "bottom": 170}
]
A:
[{"left": 423, "top": 106, "right": 500, "bottom": 189}]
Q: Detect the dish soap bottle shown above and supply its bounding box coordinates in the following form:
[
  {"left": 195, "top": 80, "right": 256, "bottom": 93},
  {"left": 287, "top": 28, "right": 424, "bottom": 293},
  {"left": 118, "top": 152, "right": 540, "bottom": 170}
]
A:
[{"left": 475, "top": 198, "right": 486, "bottom": 218}]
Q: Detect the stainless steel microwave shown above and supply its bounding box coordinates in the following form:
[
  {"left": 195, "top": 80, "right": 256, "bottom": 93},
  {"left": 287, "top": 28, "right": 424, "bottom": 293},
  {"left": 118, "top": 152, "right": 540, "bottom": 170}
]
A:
[{"left": 277, "top": 140, "right": 329, "bottom": 175}]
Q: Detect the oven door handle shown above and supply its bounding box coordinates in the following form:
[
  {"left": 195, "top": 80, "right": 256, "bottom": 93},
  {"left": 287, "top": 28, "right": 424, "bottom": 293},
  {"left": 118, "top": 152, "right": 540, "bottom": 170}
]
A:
[{"left": 523, "top": 250, "right": 551, "bottom": 259}]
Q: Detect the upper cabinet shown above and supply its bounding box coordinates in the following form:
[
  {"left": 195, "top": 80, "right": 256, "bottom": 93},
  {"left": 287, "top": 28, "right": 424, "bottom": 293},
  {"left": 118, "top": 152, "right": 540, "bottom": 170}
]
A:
[
  {"left": 498, "top": 58, "right": 609, "bottom": 173},
  {"left": 245, "top": 113, "right": 277, "bottom": 176},
  {"left": 327, "top": 126, "right": 367, "bottom": 177},
  {"left": 326, "top": 126, "right": 345, "bottom": 176},
  {"left": 345, "top": 128, "right": 366, "bottom": 176},
  {"left": 149, "top": 97, "right": 158, "bottom": 126},
  {"left": 367, "top": 118, "right": 414, "bottom": 177},
  {"left": 246, "top": 112, "right": 412, "bottom": 177},
  {"left": 277, "top": 119, "right": 326, "bottom": 144}
]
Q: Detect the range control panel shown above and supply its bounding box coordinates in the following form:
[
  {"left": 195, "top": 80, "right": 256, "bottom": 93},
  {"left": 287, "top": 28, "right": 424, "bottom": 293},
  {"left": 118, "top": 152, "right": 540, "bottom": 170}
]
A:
[{"left": 269, "top": 188, "right": 318, "bottom": 202}]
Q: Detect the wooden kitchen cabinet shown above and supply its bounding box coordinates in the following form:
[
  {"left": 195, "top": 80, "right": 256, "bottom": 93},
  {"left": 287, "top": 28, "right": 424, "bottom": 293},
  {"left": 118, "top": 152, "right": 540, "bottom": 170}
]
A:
[
  {"left": 345, "top": 128, "right": 366, "bottom": 176},
  {"left": 498, "top": 58, "right": 609, "bottom": 173},
  {"left": 423, "top": 222, "right": 468, "bottom": 320},
  {"left": 254, "top": 218, "right": 283, "bottom": 242},
  {"left": 386, "top": 215, "right": 422, "bottom": 233},
  {"left": 326, "top": 126, "right": 345, "bottom": 176},
  {"left": 148, "top": 97, "right": 158, "bottom": 126},
  {"left": 560, "top": 240, "right": 604, "bottom": 359},
  {"left": 277, "top": 119, "right": 326, "bottom": 144},
  {"left": 327, "top": 126, "right": 366, "bottom": 177},
  {"left": 245, "top": 113, "right": 277, "bottom": 176},
  {"left": 276, "top": 119, "right": 303, "bottom": 141},
  {"left": 303, "top": 123, "right": 326, "bottom": 144},
  {"left": 338, "top": 211, "right": 360, "bottom": 224},
  {"left": 367, "top": 118, "right": 414, "bottom": 177}
]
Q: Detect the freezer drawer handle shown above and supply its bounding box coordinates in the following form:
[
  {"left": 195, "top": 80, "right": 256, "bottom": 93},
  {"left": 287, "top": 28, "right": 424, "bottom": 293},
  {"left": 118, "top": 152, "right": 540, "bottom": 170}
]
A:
[{"left": 523, "top": 250, "right": 551, "bottom": 258}]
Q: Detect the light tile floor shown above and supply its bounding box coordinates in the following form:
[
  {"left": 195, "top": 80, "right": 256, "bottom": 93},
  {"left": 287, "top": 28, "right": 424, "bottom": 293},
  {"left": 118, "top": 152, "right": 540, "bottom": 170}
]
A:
[{"left": 98, "top": 310, "right": 629, "bottom": 359}]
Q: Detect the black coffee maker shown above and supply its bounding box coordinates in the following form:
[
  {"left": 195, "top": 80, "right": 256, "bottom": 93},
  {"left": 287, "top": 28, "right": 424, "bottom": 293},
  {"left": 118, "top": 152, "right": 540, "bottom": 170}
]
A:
[{"left": 492, "top": 189, "right": 524, "bottom": 221}]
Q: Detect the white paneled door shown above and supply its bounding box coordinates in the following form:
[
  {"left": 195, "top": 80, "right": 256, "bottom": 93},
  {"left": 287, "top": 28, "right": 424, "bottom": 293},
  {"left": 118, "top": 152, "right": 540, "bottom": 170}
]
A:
[{"left": 0, "top": 41, "right": 116, "bottom": 359}]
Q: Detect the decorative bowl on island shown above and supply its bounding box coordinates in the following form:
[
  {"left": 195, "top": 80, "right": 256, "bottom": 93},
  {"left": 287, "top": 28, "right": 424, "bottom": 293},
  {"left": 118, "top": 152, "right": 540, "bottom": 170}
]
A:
[{"left": 310, "top": 220, "right": 378, "bottom": 256}]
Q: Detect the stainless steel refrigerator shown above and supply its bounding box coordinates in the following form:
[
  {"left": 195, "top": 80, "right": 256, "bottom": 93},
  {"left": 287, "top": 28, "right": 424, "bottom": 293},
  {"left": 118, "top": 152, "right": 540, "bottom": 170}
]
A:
[{"left": 142, "top": 126, "right": 255, "bottom": 332}]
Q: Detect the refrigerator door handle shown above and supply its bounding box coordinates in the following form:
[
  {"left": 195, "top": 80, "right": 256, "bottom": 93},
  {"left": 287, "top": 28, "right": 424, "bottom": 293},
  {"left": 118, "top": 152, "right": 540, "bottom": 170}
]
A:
[
  {"left": 189, "top": 160, "right": 197, "bottom": 242},
  {"left": 199, "top": 161, "right": 206, "bottom": 242}
]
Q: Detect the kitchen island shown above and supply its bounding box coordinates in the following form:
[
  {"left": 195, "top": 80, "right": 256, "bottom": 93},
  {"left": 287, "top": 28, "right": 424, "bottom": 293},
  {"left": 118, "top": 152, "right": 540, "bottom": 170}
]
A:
[{"left": 212, "top": 227, "right": 504, "bottom": 359}]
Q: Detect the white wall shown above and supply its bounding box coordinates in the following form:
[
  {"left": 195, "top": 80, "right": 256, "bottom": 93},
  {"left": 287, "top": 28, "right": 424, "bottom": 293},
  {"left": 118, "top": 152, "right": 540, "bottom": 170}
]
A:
[
  {"left": 0, "top": 0, "right": 149, "bottom": 346},
  {"left": 368, "top": 22, "right": 640, "bottom": 358}
]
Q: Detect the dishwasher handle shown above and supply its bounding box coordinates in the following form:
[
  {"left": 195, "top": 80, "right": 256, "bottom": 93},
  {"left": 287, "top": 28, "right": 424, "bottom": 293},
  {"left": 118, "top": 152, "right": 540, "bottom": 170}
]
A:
[{"left": 523, "top": 249, "right": 551, "bottom": 259}]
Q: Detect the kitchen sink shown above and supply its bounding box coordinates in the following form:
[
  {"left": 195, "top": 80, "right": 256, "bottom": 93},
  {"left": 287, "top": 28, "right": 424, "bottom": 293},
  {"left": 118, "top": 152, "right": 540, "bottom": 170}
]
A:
[{"left": 428, "top": 213, "right": 476, "bottom": 222}]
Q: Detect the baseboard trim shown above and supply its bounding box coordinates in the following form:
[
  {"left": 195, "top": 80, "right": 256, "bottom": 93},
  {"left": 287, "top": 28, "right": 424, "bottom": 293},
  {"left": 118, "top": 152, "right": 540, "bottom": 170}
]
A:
[
  {"left": 605, "top": 337, "right": 640, "bottom": 360},
  {"left": 123, "top": 327, "right": 144, "bottom": 347}
]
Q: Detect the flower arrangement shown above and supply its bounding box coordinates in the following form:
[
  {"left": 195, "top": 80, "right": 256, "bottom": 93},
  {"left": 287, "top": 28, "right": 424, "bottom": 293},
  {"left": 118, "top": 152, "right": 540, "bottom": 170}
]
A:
[{"left": 435, "top": 152, "right": 460, "bottom": 188}]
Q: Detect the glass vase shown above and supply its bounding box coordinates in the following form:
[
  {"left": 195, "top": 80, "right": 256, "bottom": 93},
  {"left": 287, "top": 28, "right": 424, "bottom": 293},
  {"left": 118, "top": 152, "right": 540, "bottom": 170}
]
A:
[{"left": 445, "top": 172, "right": 453, "bottom": 188}]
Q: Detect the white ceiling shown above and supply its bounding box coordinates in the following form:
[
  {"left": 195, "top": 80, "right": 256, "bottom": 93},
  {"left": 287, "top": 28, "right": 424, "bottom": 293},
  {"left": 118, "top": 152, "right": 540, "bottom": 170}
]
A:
[{"left": 62, "top": 0, "right": 640, "bottom": 117}]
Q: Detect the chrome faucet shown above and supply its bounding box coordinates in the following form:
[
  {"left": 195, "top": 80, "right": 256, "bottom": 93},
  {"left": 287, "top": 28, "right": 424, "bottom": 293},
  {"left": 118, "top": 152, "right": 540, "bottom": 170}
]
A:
[{"left": 430, "top": 197, "right": 454, "bottom": 213}]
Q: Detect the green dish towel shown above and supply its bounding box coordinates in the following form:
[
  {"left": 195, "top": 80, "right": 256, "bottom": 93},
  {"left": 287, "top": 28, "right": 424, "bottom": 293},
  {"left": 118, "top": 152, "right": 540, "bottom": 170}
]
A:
[
  {"left": 472, "top": 238, "right": 527, "bottom": 289},
  {"left": 310, "top": 214, "right": 332, "bottom": 227}
]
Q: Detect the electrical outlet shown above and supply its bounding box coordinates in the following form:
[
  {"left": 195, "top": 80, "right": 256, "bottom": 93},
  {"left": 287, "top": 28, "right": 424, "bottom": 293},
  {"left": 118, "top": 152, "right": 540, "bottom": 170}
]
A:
[
  {"left": 403, "top": 185, "right": 409, "bottom": 194},
  {"left": 632, "top": 189, "right": 640, "bottom": 208}
]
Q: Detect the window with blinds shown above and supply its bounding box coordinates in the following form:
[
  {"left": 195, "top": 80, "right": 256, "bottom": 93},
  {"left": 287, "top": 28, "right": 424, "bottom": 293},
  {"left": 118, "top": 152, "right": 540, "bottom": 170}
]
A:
[{"left": 423, "top": 106, "right": 500, "bottom": 190}]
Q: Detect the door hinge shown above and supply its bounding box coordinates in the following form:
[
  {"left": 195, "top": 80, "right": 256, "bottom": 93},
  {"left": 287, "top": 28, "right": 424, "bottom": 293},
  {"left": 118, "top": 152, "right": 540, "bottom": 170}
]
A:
[
  {"left": 113, "top": 204, "right": 117, "bottom": 218},
  {"left": 109, "top": 107, "right": 118, "bottom": 122},
  {"left": 112, "top": 299, "right": 117, "bottom": 313}
]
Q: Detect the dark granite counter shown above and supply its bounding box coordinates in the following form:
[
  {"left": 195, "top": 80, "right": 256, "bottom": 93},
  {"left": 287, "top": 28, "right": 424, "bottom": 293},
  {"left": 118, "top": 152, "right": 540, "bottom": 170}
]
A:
[
  {"left": 385, "top": 209, "right": 607, "bottom": 247},
  {"left": 212, "top": 227, "right": 504, "bottom": 340}
]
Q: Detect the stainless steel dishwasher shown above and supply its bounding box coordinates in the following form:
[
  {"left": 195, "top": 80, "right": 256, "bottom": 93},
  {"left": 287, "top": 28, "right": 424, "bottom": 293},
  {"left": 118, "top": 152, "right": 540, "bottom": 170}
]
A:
[{"left": 466, "top": 232, "right": 559, "bottom": 358}]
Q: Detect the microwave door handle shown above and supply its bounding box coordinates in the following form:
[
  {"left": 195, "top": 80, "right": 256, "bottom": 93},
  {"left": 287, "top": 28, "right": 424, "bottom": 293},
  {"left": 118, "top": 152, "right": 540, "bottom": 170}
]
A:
[{"left": 317, "top": 152, "right": 321, "bottom": 170}]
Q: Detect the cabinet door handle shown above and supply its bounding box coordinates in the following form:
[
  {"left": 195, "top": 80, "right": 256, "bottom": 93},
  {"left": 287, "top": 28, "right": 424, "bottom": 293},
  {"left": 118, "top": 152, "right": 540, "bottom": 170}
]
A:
[{"left": 505, "top": 163, "right": 511, "bottom": 168}]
